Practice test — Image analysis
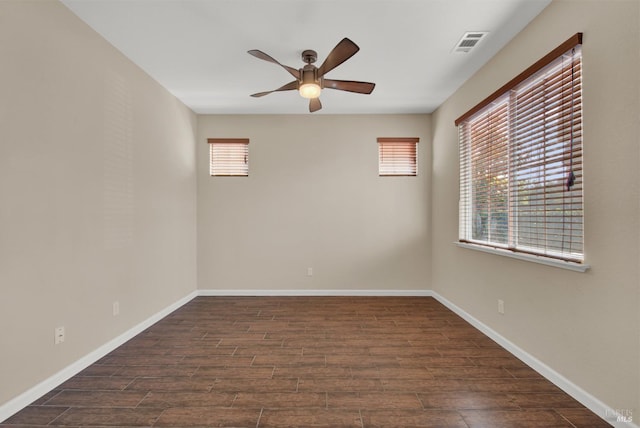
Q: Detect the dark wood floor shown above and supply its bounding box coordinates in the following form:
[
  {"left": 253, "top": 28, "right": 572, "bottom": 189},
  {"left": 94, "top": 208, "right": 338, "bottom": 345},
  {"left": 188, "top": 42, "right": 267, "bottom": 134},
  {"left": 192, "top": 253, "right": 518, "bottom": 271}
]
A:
[{"left": 2, "top": 296, "right": 612, "bottom": 427}]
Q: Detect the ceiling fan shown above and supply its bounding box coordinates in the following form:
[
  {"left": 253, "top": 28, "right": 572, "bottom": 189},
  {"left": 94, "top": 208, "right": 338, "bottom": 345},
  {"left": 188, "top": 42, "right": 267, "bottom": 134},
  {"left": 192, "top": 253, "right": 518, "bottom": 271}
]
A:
[{"left": 248, "top": 38, "right": 376, "bottom": 113}]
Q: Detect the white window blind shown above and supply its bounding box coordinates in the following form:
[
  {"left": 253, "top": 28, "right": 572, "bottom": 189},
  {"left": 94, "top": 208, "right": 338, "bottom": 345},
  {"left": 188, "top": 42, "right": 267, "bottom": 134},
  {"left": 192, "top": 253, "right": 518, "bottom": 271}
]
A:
[
  {"left": 378, "top": 137, "right": 419, "bottom": 176},
  {"left": 208, "top": 138, "right": 249, "bottom": 176},
  {"left": 457, "top": 34, "right": 583, "bottom": 263}
]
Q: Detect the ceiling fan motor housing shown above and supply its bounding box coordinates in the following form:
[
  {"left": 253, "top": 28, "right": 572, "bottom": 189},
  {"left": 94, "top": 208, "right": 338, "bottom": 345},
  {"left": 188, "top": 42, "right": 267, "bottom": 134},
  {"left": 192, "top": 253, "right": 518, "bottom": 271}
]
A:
[{"left": 300, "top": 64, "right": 320, "bottom": 86}]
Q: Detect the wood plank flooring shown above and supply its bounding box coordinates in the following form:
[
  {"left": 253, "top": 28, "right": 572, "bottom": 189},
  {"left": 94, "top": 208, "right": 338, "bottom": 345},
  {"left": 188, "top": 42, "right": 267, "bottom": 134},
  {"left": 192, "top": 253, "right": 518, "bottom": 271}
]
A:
[{"left": 1, "top": 296, "right": 612, "bottom": 427}]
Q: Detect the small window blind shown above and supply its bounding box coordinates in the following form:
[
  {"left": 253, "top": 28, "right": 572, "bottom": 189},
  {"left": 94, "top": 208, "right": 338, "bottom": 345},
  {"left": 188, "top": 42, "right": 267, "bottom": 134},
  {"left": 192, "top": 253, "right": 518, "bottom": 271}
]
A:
[
  {"left": 378, "top": 137, "right": 419, "bottom": 176},
  {"left": 208, "top": 138, "right": 249, "bottom": 176},
  {"left": 457, "top": 34, "right": 583, "bottom": 263}
]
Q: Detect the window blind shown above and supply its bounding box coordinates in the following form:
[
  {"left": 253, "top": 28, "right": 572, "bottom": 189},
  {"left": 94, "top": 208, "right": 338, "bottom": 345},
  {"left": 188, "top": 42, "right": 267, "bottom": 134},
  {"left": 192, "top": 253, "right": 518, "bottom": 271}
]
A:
[
  {"left": 378, "top": 137, "right": 419, "bottom": 176},
  {"left": 458, "top": 35, "right": 583, "bottom": 263},
  {"left": 208, "top": 138, "right": 249, "bottom": 176}
]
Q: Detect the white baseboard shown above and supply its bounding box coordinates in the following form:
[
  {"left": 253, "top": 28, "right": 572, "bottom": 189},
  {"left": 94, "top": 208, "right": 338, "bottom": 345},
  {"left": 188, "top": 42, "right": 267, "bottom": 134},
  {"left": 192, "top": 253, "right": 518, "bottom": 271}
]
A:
[
  {"left": 197, "top": 288, "right": 433, "bottom": 297},
  {"left": 2, "top": 288, "right": 633, "bottom": 428},
  {"left": 0, "top": 290, "right": 198, "bottom": 423},
  {"left": 430, "top": 291, "right": 637, "bottom": 428}
]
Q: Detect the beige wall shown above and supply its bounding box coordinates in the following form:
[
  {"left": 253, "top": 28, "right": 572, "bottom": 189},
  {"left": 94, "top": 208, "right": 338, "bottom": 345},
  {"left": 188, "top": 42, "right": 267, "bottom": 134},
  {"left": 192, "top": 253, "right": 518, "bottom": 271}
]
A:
[
  {"left": 197, "top": 115, "right": 431, "bottom": 292},
  {"left": 0, "top": 0, "right": 197, "bottom": 406},
  {"left": 432, "top": 0, "right": 639, "bottom": 416}
]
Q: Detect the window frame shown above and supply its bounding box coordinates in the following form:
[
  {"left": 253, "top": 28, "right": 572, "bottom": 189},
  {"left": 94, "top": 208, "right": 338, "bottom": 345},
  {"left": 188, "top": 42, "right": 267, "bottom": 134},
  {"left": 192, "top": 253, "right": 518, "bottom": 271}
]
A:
[
  {"left": 377, "top": 137, "right": 419, "bottom": 176},
  {"left": 455, "top": 33, "right": 588, "bottom": 271},
  {"left": 208, "top": 138, "right": 249, "bottom": 177}
]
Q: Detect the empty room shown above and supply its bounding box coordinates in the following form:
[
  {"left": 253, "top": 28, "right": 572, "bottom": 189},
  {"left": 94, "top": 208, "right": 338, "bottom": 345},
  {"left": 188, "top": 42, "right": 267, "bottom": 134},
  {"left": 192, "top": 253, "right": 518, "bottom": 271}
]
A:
[{"left": 1, "top": 0, "right": 638, "bottom": 427}]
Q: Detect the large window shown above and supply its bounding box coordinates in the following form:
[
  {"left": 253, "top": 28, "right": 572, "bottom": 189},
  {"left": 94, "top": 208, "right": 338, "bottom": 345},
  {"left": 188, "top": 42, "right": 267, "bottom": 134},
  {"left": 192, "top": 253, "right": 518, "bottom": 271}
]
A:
[
  {"left": 456, "top": 34, "right": 583, "bottom": 263},
  {"left": 208, "top": 138, "right": 249, "bottom": 176}
]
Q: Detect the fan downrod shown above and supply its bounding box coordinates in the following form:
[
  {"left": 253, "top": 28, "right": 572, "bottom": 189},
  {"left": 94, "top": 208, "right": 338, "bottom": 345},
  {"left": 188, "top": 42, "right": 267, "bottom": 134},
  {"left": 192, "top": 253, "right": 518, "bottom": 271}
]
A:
[{"left": 301, "top": 50, "right": 317, "bottom": 64}]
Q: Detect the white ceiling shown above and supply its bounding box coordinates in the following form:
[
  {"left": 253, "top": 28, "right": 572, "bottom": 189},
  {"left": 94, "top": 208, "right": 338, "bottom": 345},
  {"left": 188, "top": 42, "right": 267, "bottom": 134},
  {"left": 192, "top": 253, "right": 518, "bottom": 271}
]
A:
[{"left": 61, "top": 0, "right": 551, "bottom": 115}]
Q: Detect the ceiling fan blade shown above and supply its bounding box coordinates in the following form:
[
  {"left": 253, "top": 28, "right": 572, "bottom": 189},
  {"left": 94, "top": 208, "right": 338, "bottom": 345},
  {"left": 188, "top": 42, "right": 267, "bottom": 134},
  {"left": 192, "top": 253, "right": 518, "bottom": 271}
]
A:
[
  {"left": 309, "top": 97, "right": 322, "bottom": 113},
  {"left": 318, "top": 38, "right": 359, "bottom": 77},
  {"left": 248, "top": 50, "right": 300, "bottom": 79},
  {"left": 323, "top": 79, "right": 375, "bottom": 94},
  {"left": 250, "top": 80, "right": 298, "bottom": 98}
]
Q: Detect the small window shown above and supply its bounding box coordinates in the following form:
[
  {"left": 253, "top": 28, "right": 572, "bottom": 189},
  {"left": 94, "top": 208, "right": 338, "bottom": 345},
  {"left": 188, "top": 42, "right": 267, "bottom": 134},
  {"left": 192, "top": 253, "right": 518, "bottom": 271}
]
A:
[
  {"left": 378, "top": 137, "right": 419, "bottom": 176},
  {"left": 208, "top": 138, "right": 249, "bottom": 176}
]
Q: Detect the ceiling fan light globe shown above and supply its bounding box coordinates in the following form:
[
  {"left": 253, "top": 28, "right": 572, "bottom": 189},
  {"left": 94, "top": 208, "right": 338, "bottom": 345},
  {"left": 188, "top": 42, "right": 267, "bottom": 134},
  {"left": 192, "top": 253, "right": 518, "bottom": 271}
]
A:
[{"left": 299, "top": 83, "right": 321, "bottom": 99}]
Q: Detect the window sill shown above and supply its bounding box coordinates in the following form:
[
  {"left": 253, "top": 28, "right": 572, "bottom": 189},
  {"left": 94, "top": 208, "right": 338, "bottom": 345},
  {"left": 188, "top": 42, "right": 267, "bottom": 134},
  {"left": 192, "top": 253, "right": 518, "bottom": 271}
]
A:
[{"left": 455, "top": 242, "right": 590, "bottom": 272}]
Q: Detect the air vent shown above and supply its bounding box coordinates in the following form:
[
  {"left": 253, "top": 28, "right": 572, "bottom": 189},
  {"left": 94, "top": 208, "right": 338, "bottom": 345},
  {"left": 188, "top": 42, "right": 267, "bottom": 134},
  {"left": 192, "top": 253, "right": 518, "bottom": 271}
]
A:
[{"left": 453, "top": 32, "right": 488, "bottom": 53}]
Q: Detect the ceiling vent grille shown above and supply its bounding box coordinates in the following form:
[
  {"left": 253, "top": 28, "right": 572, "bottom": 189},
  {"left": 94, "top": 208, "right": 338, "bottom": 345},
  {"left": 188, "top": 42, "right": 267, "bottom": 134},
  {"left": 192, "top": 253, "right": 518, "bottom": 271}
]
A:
[{"left": 453, "top": 32, "right": 488, "bottom": 53}]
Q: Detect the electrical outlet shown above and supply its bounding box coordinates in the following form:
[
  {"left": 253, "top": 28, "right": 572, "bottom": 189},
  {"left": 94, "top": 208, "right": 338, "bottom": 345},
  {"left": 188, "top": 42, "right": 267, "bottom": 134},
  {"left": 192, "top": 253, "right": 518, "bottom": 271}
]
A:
[
  {"left": 498, "top": 299, "right": 505, "bottom": 315},
  {"left": 54, "top": 326, "right": 65, "bottom": 344},
  {"left": 113, "top": 301, "right": 120, "bottom": 316},
  {"left": 307, "top": 267, "right": 313, "bottom": 276}
]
